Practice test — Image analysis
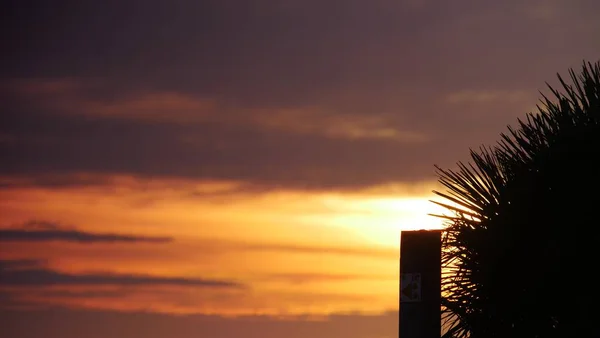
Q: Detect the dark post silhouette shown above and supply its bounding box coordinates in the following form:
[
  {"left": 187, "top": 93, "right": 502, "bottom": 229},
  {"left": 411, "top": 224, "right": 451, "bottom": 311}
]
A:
[{"left": 399, "top": 230, "right": 441, "bottom": 338}]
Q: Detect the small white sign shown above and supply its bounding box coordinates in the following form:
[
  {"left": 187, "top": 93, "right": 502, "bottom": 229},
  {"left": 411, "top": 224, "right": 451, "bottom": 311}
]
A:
[{"left": 400, "top": 273, "right": 421, "bottom": 302}]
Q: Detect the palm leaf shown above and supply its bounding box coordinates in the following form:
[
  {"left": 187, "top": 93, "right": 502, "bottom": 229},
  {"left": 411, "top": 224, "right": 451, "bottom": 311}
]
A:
[{"left": 435, "top": 60, "right": 600, "bottom": 338}]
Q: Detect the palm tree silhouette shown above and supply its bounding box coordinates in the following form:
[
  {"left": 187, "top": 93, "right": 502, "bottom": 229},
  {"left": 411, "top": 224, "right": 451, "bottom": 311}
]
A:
[{"left": 433, "top": 61, "right": 600, "bottom": 338}]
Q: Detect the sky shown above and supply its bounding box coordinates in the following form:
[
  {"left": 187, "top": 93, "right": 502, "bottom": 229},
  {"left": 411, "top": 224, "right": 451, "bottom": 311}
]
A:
[{"left": 1, "top": 1, "right": 599, "bottom": 337}]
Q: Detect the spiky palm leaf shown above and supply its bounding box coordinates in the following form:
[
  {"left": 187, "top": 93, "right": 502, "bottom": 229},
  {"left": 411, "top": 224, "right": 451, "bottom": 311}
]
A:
[{"left": 434, "top": 61, "right": 600, "bottom": 338}]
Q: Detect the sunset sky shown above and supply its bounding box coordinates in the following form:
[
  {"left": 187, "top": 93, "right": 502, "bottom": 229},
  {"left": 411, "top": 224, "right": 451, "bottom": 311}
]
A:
[{"left": 1, "top": 1, "right": 599, "bottom": 337}]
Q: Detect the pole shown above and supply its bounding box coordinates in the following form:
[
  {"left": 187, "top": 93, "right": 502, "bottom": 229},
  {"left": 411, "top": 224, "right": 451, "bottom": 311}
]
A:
[{"left": 399, "top": 230, "right": 441, "bottom": 338}]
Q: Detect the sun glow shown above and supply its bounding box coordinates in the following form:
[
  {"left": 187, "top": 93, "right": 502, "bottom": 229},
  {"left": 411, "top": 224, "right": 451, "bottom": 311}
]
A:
[{"left": 311, "top": 195, "right": 445, "bottom": 247}]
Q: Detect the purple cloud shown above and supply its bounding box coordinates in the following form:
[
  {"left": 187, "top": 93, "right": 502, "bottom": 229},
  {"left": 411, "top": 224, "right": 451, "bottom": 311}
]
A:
[
  {"left": 0, "top": 221, "right": 172, "bottom": 243},
  {"left": 0, "top": 259, "right": 243, "bottom": 288}
]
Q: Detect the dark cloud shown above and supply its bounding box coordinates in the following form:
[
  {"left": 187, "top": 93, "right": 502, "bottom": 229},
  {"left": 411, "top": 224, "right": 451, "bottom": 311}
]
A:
[
  {"left": 0, "top": 307, "right": 398, "bottom": 338},
  {"left": 0, "top": 99, "right": 530, "bottom": 189},
  {"left": 0, "top": 259, "right": 45, "bottom": 270},
  {"left": 0, "top": 110, "right": 449, "bottom": 189},
  {"left": 0, "top": 220, "right": 172, "bottom": 243},
  {"left": 0, "top": 259, "right": 243, "bottom": 288},
  {"left": 0, "top": 287, "right": 129, "bottom": 311},
  {"left": 1, "top": 0, "right": 599, "bottom": 190},
  {"left": 21, "top": 289, "right": 131, "bottom": 299},
  {"left": 0, "top": 174, "right": 116, "bottom": 189}
]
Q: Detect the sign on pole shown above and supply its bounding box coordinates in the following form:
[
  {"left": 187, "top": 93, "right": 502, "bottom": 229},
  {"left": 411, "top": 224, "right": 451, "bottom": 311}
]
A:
[{"left": 400, "top": 273, "right": 421, "bottom": 302}]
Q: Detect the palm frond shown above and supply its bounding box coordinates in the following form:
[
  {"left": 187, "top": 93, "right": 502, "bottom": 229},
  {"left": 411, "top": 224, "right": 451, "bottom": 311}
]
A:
[{"left": 435, "top": 60, "right": 600, "bottom": 338}]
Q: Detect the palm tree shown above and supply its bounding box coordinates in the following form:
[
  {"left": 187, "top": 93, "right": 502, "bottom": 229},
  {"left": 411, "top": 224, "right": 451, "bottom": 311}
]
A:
[{"left": 433, "top": 61, "right": 600, "bottom": 338}]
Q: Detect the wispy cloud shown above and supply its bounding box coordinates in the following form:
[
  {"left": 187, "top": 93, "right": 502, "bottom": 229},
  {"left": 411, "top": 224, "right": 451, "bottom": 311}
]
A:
[
  {"left": 6, "top": 78, "right": 426, "bottom": 142},
  {"left": 445, "top": 90, "right": 531, "bottom": 104},
  {"left": 234, "top": 242, "right": 399, "bottom": 259},
  {"left": 0, "top": 259, "right": 243, "bottom": 288},
  {"left": 0, "top": 220, "right": 172, "bottom": 243},
  {"left": 264, "top": 273, "right": 397, "bottom": 285}
]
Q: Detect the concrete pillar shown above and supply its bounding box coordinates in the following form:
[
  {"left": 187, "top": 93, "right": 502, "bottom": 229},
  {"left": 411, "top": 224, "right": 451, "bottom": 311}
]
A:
[{"left": 399, "top": 230, "right": 441, "bottom": 338}]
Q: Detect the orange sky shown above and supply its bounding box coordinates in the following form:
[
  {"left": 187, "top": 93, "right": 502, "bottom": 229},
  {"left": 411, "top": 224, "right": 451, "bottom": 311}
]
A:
[{"left": 0, "top": 175, "right": 445, "bottom": 316}]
